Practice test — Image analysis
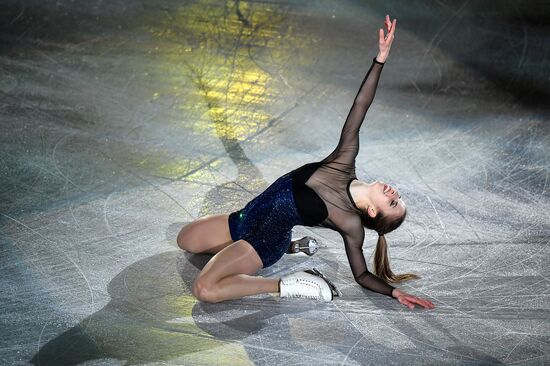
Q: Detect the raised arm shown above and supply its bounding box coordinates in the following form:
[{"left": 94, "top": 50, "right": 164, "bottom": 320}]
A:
[
  {"left": 322, "top": 16, "right": 397, "bottom": 167},
  {"left": 341, "top": 225, "right": 396, "bottom": 298},
  {"left": 321, "top": 59, "right": 384, "bottom": 166}
]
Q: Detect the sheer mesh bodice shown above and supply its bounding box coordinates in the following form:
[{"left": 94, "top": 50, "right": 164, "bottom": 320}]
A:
[{"left": 290, "top": 57, "right": 395, "bottom": 297}]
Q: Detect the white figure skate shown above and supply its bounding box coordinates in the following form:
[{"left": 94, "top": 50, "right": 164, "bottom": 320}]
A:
[{"left": 279, "top": 268, "right": 341, "bottom": 301}]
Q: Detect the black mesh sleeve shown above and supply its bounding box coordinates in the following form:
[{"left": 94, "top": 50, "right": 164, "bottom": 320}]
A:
[
  {"left": 341, "top": 226, "right": 395, "bottom": 298},
  {"left": 322, "top": 58, "right": 385, "bottom": 166}
]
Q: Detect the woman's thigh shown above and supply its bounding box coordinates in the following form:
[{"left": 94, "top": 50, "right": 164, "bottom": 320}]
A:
[
  {"left": 177, "top": 214, "right": 234, "bottom": 254},
  {"left": 195, "top": 239, "right": 263, "bottom": 285}
]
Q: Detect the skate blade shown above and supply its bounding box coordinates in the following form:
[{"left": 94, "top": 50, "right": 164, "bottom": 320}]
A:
[{"left": 294, "top": 236, "right": 318, "bottom": 256}]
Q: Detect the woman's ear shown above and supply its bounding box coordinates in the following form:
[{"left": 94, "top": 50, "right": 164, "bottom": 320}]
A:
[{"left": 367, "top": 206, "right": 377, "bottom": 218}]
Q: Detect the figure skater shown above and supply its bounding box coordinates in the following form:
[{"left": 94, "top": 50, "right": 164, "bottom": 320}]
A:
[{"left": 177, "top": 15, "right": 435, "bottom": 310}]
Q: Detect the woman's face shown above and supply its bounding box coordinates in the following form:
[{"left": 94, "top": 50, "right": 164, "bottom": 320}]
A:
[{"left": 368, "top": 180, "right": 406, "bottom": 219}]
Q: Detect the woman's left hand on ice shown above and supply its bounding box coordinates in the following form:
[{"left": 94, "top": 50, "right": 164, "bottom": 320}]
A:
[{"left": 393, "top": 289, "right": 435, "bottom": 310}]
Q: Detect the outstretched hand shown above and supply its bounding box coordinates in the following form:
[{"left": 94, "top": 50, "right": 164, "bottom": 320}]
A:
[
  {"left": 394, "top": 289, "right": 435, "bottom": 310},
  {"left": 376, "top": 14, "right": 397, "bottom": 63}
]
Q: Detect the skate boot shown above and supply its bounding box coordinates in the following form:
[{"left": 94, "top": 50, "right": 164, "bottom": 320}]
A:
[
  {"left": 279, "top": 268, "right": 341, "bottom": 301},
  {"left": 305, "top": 268, "right": 342, "bottom": 298},
  {"left": 287, "top": 236, "right": 319, "bottom": 256}
]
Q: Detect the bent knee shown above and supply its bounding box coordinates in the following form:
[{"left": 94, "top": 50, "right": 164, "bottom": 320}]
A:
[
  {"left": 177, "top": 225, "right": 199, "bottom": 252},
  {"left": 192, "top": 278, "right": 220, "bottom": 303}
]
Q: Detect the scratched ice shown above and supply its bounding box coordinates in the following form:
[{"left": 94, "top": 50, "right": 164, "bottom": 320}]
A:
[{"left": 1, "top": 1, "right": 549, "bottom": 365}]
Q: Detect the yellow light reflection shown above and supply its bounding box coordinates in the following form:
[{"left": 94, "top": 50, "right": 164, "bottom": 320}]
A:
[
  {"left": 145, "top": 0, "right": 312, "bottom": 141},
  {"left": 133, "top": 0, "right": 316, "bottom": 179}
]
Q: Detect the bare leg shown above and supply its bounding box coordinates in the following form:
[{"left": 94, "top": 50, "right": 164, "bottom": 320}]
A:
[
  {"left": 192, "top": 239, "right": 279, "bottom": 303},
  {"left": 177, "top": 214, "right": 234, "bottom": 254},
  {"left": 211, "top": 274, "right": 279, "bottom": 301},
  {"left": 178, "top": 214, "right": 314, "bottom": 255}
]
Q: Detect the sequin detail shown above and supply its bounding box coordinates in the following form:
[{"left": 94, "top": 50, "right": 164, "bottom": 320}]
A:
[{"left": 228, "top": 172, "right": 304, "bottom": 268}]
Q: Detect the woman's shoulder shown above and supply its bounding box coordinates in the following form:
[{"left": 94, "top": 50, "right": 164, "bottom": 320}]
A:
[{"left": 332, "top": 211, "right": 363, "bottom": 235}]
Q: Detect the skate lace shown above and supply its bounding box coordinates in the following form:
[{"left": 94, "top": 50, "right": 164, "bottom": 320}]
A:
[{"left": 287, "top": 278, "right": 322, "bottom": 299}]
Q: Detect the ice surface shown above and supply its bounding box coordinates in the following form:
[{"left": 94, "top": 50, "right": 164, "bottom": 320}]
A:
[{"left": 1, "top": 0, "right": 549, "bottom": 365}]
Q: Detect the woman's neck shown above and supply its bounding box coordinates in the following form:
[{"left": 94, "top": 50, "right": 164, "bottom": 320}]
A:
[{"left": 349, "top": 179, "right": 372, "bottom": 211}]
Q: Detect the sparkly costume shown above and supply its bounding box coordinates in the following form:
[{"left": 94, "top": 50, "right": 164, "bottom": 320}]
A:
[
  {"left": 229, "top": 58, "right": 395, "bottom": 297},
  {"left": 228, "top": 172, "right": 303, "bottom": 268}
]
